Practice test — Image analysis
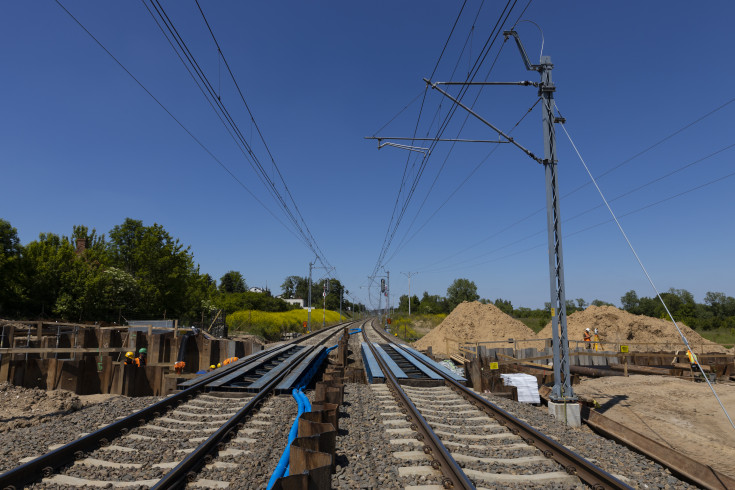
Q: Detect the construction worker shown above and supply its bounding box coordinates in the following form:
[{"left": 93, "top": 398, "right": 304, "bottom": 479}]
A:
[
  {"left": 686, "top": 349, "right": 699, "bottom": 371},
  {"left": 592, "top": 328, "right": 601, "bottom": 352},
  {"left": 135, "top": 347, "right": 148, "bottom": 367},
  {"left": 222, "top": 356, "right": 238, "bottom": 366},
  {"left": 208, "top": 364, "right": 216, "bottom": 372},
  {"left": 174, "top": 361, "right": 186, "bottom": 374},
  {"left": 583, "top": 328, "right": 592, "bottom": 349},
  {"left": 124, "top": 351, "right": 135, "bottom": 365}
]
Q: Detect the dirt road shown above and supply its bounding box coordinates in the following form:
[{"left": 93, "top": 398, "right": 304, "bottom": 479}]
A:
[{"left": 574, "top": 375, "right": 735, "bottom": 478}]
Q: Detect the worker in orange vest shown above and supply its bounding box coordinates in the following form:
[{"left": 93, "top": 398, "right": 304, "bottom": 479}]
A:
[
  {"left": 583, "top": 328, "right": 592, "bottom": 349},
  {"left": 134, "top": 348, "right": 147, "bottom": 367},
  {"left": 222, "top": 356, "right": 239, "bottom": 366},
  {"left": 686, "top": 349, "right": 699, "bottom": 370},
  {"left": 124, "top": 352, "right": 135, "bottom": 365},
  {"left": 174, "top": 361, "right": 186, "bottom": 374}
]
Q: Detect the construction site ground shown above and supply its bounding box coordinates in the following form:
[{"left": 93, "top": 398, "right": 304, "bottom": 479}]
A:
[{"left": 573, "top": 374, "right": 735, "bottom": 479}]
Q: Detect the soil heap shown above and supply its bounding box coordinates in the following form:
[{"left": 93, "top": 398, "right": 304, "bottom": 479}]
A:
[
  {"left": 413, "top": 301, "right": 535, "bottom": 356},
  {"left": 537, "top": 305, "right": 728, "bottom": 353},
  {"left": 0, "top": 383, "right": 83, "bottom": 432}
]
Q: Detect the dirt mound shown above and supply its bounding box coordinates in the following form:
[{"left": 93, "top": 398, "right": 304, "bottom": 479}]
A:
[
  {"left": 0, "top": 383, "right": 83, "bottom": 432},
  {"left": 413, "top": 301, "right": 535, "bottom": 356},
  {"left": 537, "top": 305, "right": 728, "bottom": 353}
]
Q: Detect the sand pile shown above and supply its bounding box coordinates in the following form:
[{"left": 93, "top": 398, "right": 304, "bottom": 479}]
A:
[
  {"left": 537, "top": 305, "right": 728, "bottom": 353},
  {"left": 413, "top": 301, "right": 535, "bottom": 356}
]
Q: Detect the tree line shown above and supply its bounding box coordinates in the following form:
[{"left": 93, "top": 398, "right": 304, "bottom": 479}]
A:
[
  {"left": 0, "top": 218, "right": 363, "bottom": 324},
  {"left": 621, "top": 288, "right": 735, "bottom": 330},
  {"left": 396, "top": 277, "right": 734, "bottom": 331}
]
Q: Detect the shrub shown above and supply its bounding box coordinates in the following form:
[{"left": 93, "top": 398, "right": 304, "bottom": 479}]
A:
[{"left": 226, "top": 309, "right": 344, "bottom": 340}]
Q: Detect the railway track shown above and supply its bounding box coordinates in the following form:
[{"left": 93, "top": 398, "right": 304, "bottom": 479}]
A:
[
  {"left": 0, "top": 321, "right": 353, "bottom": 490},
  {"left": 362, "top": 319, "right": 632, "bottom": 489},
  {"left": 0, "top": 318, "right": 703, "bottom": 489}
]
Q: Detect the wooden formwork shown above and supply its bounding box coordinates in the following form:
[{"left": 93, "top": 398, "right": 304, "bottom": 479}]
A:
[
  {"left": 460, "top": 343, "right": 735, "bottom": 391},
  {"left": 0, "top": 320, "right": 263, "bottom": 396}
]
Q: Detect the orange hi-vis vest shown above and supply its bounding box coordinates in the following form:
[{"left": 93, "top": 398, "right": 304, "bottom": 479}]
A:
[{"left": 583, "top": 331, "right": 591, "bottom": 342}]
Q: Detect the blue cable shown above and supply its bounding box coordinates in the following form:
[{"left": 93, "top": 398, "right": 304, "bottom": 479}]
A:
[{"left": 266, "top": 388, "right": 306, "bottom": 489}]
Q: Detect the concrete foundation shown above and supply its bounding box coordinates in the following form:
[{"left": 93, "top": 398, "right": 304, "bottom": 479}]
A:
[{"left": 548, "top": 400, "right": 581, "bottom": 427}]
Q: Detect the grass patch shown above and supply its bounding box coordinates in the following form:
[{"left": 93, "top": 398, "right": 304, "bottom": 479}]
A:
[
  {"left": 517, "top": 317, "right": 547, "bottom": 334},
  {"left": 386, "top": 313, "right": 446, "bottom": 341},
  {"left": 696, "top": 327, "right": 735, "bottom": 349},
  {"left": 227, "top": 309, "right": 346, "bottom": 341}
]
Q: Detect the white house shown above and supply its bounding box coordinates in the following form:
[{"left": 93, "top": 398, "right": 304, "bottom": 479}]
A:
[{"left": 281, "top": 298, "right": 305, "bottom": 308}]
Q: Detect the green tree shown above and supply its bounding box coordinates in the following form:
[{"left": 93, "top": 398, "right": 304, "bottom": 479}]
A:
[
  {"left": 591, "top": 299, "right": 614, "bottom": 307},
  {"left": 281, "top": 275, "right": 311, "bottom": 300},
  {"left": 0, "top": 219, "right": 23, "bottom": 315},
  {"left": 418, "top": 291, "right": 449, "bottom": 315},
  {"left": 23, "top": 232, "right": 76, "bottom": 317},
  {"left": 446, "top": 278, "right": 479, "bottom": 311},
  {"left": 620, "top": 290, "right": 640, "bottom": 312},
  {"left": 96, "top": 267, "right": 140, "bottom": 322},
  {"left": 493, "top": 298, "right": 513, "bottom": 315},
  {"left": 219, "top": 271, "right": 247, "bottom": 293},
  {"left": 108, "top": 218, "right": 199, "bottom": 319},
  {"left": 398, "top": 294, "right": 420, "bottom": 313}
]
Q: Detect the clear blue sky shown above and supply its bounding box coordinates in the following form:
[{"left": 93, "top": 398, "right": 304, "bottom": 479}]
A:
[{"left": 2, "top": 1, "right": 734, "bottom": 310}]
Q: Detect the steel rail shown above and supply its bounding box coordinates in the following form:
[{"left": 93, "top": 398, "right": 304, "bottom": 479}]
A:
[
  {"left": 370, "top": 323, "right": 632, "bottom": 490},
  {"left": 362, "top": 321, "right": 474, "bottom": 489},
  {"left": 153, "top": 321, "right": 352, "bottom": 489},
  {"left": 0, "top": 321, "right": 353, "bottom": 490}
]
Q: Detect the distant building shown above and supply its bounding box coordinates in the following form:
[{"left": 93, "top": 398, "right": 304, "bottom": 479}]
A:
[
  {"left": 280, "top": 298, "right": 305, "bottom": 308},
  {"left": 248, "top": 287, "right": 265, "bottom": 293}
]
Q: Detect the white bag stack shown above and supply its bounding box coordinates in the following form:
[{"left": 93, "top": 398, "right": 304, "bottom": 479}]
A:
[{"left": 500, "top": 373, "right": 540, "bottom": 404}]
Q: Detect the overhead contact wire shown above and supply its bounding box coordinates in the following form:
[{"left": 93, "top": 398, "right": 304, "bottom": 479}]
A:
[{"left": 372, "top": 0, "right": 518, "bottom": 277}]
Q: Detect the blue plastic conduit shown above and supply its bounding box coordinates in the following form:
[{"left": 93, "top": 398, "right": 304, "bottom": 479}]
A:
[
  {"left": 349, "top": 328, "right": 362, "bottom": 334},
  {"left": 266, "top": 340, "right": 345, "bottom": 487},
  {"left": 267, "top": 388, "right": 306, "bottom": 489}
]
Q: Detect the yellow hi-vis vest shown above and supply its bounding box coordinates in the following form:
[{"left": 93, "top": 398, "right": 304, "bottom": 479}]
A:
[{"left": 686, "top": 350, "right": 698, "bottom": 364}]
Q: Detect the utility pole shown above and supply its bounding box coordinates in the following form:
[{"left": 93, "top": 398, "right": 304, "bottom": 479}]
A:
[
  {"left": 385, "top": 270, "right": 390, "bottom": 328},
  {"left": 309, "top": 262, "right": 333, "bottom": 331},
  {"left": 402, "top": 271, "right": 418, "bottom": 316},
  {"left": 307, "top": 261, "right": 313, "bottom": 332},
  {"left": 322, "top": 279, "right": 330, "bottom": 328},
  {"left": 368, "top": 28, "right": 578, "bottom": 425},
  {"left": 500, "top": 30, "right": 575, "bottom": 411},
  {"left": 339, "top": 286, "right": 343, "bottom": 322}
]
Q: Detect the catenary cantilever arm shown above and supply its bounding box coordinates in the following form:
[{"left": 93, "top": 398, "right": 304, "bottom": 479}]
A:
[{"left": 424, "top": 78, "right": 542, "bottom": 164}]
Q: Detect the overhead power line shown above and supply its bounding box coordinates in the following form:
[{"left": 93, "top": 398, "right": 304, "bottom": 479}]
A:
[
  {"left": 421, "top": 166, "right": 735, "bottom": 275},
  {"left": 370, "top": 0, "right": 520, "bottom": 282},
  {"left": 559, "top": 109, "right": 735, "bottom": 432},
  {"left": 414, "top": 94, "right": 735, "bottom": 272},
  {"left": 141, "top": 0, "right": 332, "bottom": 270},
  {"left": 53, "top": 0, "right": 301, "bottom": 245},
  {"left": 378, "top": 0, "right": 534, "bottom": 271}
]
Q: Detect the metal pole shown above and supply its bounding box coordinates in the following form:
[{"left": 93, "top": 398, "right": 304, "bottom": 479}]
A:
[
  {"left": 322, "top": 281, "right": 326, "bottom": 328},
  {"left": 386, "top": 270, "right": 390, "bottom": 328},
  {"left": 540, "top": 55, "right": 575, "bottom": 402},
  {"left": 402, "top": 271, "right": 418, "bottom": 316},
  {"left": 378, "top": 284, "right": 383, "bottom": 322},
  {"left": 339, "top": 287, "right": 342, "bottom": 321},
  {"left": 307, "top": 261, "right": 313, "bottom": 332}
]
